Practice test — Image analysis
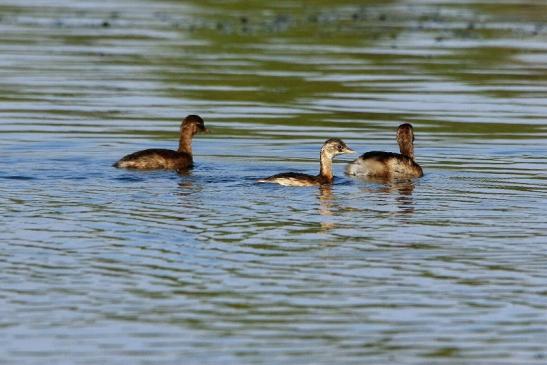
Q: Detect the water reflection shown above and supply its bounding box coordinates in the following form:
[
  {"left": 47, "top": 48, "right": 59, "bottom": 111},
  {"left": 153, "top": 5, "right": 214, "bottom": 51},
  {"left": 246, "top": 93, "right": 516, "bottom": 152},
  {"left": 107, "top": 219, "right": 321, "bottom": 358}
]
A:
[
  {"left": 358, "top": 176, "right": 416, "bottom": 216},
  {"left": 317, "top": 185, "right": 336, "bottom": 231},
  {"left": 177, "top": 173, "right": 196, "bottom": 194}
]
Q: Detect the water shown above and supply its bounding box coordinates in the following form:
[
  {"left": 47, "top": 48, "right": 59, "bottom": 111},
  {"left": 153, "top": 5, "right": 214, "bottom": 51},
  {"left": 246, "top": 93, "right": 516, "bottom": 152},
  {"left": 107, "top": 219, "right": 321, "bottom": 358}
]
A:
[{"left": 1, "top": 0, "right": 547, "bottom": 364}]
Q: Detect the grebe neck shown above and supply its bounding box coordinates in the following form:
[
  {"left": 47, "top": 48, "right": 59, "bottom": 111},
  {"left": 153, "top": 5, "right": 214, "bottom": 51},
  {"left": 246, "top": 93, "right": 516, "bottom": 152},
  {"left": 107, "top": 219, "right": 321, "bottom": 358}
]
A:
[
  {"left": 397, "top": 125, "right": 415, "bottom": 160},
  {"left": 178, "top": 128, "right": 193, "bottom": 154},
  {"left": 319, "top": 151, "right": 334, "bottom": 182},
  {"left": 399, "top": 142, "right": 414, "bottom": 160}
]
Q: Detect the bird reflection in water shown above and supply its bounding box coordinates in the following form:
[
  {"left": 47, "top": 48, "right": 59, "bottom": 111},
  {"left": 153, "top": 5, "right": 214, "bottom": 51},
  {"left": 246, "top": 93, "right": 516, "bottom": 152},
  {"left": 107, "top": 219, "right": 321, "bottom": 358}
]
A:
[
  {"left": 176, "top": 170, "right": 205, "bottom": 206},
  {"left": 177, "top": 170, "right": 194, "bottom": 190},
  {"left": 317, "top": 185, "right": 337, "bottom": 231},
  {"left": 363, "top": 177, "right": 416, "bottom": 216}
]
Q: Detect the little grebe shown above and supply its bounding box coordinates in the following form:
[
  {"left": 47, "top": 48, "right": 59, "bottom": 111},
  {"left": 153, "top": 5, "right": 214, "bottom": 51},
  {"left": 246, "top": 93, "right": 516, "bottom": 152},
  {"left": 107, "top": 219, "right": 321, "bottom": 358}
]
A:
[
  {"left": 113, "top": 115, "right": 207, "bottom": 170},
  {"left": 345, "top": 123, "right": 423, "bottom": 179},
  {"left": 257, "top": 138, "right": 355, "bottom": 186}
]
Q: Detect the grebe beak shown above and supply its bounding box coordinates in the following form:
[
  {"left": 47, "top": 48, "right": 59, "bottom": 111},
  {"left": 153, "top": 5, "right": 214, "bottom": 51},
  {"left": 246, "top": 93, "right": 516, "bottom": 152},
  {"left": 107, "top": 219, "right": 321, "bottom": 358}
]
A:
[{"left": 342, "top": 146, "right": 355, "bottom": 154}]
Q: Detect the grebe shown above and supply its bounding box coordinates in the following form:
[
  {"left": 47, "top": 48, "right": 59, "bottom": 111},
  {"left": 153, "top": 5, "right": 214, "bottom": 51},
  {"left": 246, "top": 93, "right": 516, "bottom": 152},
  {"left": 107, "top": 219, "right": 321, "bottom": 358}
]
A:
[
  {"left": 257, "top": 138, "right": 355, "bottom": 186},
  {"left": 346, "top": 123, "right": 423, "bottom": 178},
  {"left": 113, "top": 115, "right": 207, "bottom": 170}
]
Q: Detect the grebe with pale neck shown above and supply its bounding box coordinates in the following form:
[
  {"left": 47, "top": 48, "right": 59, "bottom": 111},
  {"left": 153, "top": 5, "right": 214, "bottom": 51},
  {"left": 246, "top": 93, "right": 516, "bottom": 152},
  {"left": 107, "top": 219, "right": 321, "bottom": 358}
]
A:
[{"left": 258, "top": 138, "right": 355, "bottom": 187}]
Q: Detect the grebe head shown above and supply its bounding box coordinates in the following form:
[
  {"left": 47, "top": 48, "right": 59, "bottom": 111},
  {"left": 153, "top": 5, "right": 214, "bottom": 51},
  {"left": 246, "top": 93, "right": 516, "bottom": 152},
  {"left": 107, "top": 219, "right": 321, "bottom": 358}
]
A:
[
  {"left": 397, "top": 123, "right": 414, "bottom": 143},
  {"left": 396, "top": 123, "right": 415, "bottom": 159},
  {"left": 181, "top": 115, "right": 208, "bottom": 136},
  {"left": 321, "top": 138, "right": 355, "bottom": 158}
]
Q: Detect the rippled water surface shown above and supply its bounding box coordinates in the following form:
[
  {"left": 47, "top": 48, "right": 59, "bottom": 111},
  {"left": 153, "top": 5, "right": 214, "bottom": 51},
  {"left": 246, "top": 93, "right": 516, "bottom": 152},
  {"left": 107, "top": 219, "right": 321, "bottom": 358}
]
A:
[{"left": 1, "top": 0, "right": 547, "bottom": 364}]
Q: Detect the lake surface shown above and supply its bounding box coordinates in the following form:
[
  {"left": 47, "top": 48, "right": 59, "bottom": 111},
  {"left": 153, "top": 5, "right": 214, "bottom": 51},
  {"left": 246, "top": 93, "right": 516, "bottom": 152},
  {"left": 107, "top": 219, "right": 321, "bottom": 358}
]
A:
[{"left": 1, "top": 0, "right": 546, "bottom": 364}]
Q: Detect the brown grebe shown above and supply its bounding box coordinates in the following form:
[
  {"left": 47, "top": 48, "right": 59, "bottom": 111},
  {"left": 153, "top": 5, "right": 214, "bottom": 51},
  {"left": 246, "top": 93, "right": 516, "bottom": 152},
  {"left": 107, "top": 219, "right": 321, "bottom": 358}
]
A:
[
  {"left": 257, "top": 138, "right": 355, "bottom": 186},
  {"left": 113, "top": 115, "right": 207, "bottom": 170},
  {"left": 346, "top": 123, "right": 423, "bottom": 178}
]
